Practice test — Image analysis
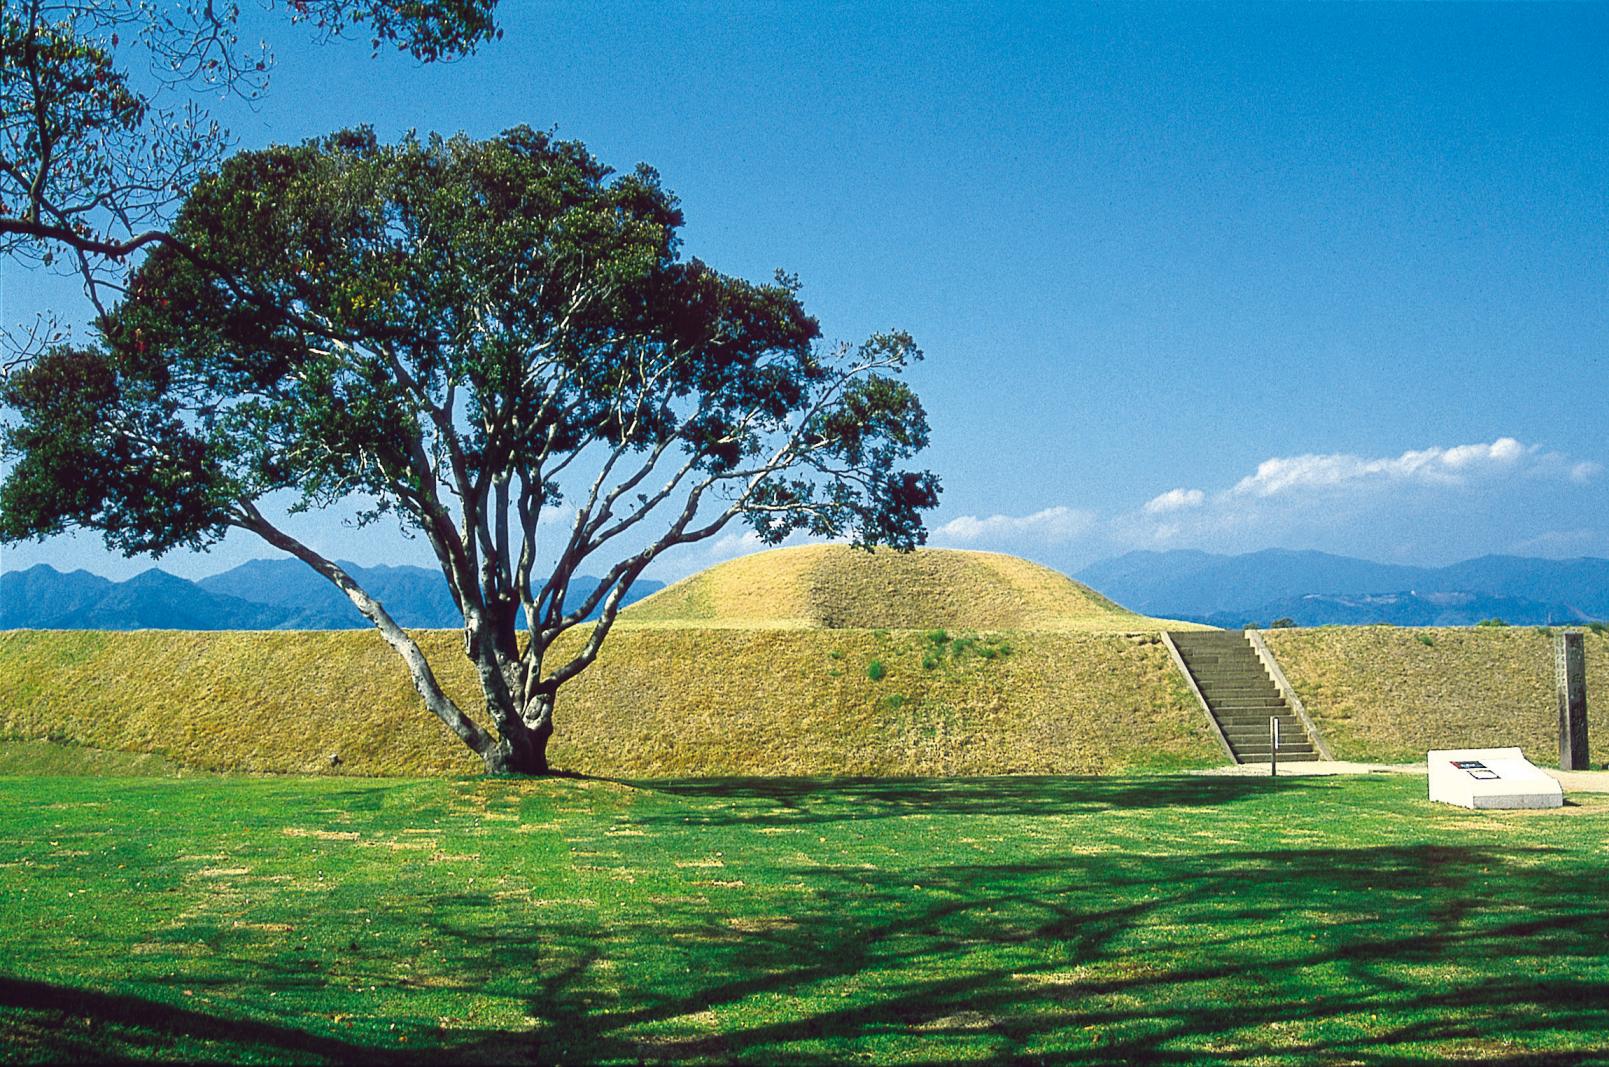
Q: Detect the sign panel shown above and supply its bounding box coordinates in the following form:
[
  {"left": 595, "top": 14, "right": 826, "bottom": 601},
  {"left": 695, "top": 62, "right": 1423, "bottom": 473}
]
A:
[
  {"left": 1428, "top": 748, "right": 1562, "bottom": 810},
  {"left": 1450, "top": 760, "right": 1500, "bottom": 780}
]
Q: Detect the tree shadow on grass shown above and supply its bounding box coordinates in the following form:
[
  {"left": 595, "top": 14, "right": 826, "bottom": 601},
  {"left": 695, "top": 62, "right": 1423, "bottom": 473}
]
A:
[
  {"left": 10, "top": 774, "right": 1607, "bottom": 1065},
  {"left": 422, "top": 840, "right": 1609, "bottom": 1064},
  {"left": 627, "top": 772, "right": 1326, "bottom": 828},
  {"left": 0, "top": 976, "right": 394, "bottom": 1064}
]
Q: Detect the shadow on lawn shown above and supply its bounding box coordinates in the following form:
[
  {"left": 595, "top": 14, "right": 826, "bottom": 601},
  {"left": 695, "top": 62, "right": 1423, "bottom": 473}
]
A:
[
  {"left": 12, "top": 841, "right": 1607, "bottom": 1064},
  {"left": 424, "top": 838, "right": 1609, "bottom": 1064},
  {"left": 0, "top": 976, "right": 394, "bottom": 1064},
  {"left": 630, "top": 772, "right": 1324, "bottom": 827},
  {"left": 11, "top": 774, "right": 1608, "bottom": 1064}
]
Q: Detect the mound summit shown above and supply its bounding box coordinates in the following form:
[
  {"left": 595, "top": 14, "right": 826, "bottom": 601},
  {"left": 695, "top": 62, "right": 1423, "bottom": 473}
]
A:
[{"left": 622, "top": 544, "right": 1188, "bottom": 631}]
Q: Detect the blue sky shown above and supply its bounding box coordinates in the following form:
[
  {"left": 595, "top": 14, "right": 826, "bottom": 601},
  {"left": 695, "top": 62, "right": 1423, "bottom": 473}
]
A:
[{"left": 3, "top": 2, "right": 1606, "bottom": 582}]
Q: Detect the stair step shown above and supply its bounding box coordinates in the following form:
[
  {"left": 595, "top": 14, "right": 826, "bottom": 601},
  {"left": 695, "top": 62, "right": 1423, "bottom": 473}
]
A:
[
  {"left": 1231, "top": 734, "right": 1311, "bottom": 742},
  {"left": 1229, "top": 749, "right": 1319, "bottom": 759},
  {"left": 1233, "top": 753, "right": 1321, "bottom": 763},
  {"left": 1170, "top": 630, "right": 1321, "bottom": 766}
]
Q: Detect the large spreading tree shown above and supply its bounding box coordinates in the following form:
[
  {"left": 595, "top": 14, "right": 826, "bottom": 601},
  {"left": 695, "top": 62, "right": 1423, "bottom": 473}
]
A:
[{"left": 0, "top": 128, "right": 939, "bottom": 773}]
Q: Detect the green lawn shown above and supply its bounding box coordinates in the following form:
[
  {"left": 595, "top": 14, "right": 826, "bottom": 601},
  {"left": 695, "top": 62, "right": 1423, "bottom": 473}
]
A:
[{"left": 1, "top": 772, "right": 1605, "bottom": 1063}]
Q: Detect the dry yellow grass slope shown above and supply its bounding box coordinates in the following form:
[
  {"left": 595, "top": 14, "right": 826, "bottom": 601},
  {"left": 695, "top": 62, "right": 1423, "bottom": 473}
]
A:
[
  {"left": 0, "top": 630, "right": 481, "bottom": 776},
  {"left": 620, "top": 544, "right": 1199, "bottom": 631},
  {"left": 0, "top": 628, "right": 1218, "bottom": 777},
  {"left": 10, "top": 546, "right": 1594, "bottom": 779},
  {"left": 4, "top": 623, "right": 1601, "bottom": 776},
  {"left": 0, "top": 547, "right": 1220, "bottom": 777},
  {"left": 1264, "top": 626, "right": 1609, "bottom": 765}
]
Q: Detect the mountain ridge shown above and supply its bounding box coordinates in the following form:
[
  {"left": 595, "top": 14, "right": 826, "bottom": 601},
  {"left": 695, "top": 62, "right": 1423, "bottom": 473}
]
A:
[
  {"left": 1189, "top": 590, "right": 1596, "bottom": 629},
  {"left": 2, "top": 559, "right": 663, "bottom": 630},
  {"left": 8, "top": 547, "right": 1606, "bottom": 631},
  {"left": 1075, "top": 548, "right": 1609, "bottom": 625}
]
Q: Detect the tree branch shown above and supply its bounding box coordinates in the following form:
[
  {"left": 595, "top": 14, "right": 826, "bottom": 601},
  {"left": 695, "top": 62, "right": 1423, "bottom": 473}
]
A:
[{"left": 232, "top": 502, "right": 493, "bottom": 757}]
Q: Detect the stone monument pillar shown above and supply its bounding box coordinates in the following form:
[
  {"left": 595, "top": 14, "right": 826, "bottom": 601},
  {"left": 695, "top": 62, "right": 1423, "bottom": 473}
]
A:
[{"left": 1555, "top": 631, "right": 1588, "bottom": 771}]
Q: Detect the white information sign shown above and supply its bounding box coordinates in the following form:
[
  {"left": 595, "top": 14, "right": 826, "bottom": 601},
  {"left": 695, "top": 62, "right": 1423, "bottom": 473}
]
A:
[{"left": 1428, "top": 747, "right": 1563, "bottom": 810}]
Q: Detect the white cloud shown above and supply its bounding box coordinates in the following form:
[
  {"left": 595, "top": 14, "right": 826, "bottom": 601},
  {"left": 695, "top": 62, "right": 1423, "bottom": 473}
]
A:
[
  {"left": 1143, "top": 488, "right": 1205, "bottom": 514},
  {"left": 702, "top": 529, "right": 766, "bottom": 561},
  {"left": 537, "top": 505, "right": 576, "bottom": 528},
  {"left": 643, "top": 528, "right": 751, "bottom": 579},
  {"left": 644, "top": 437, "right": 1601, "bottom": 579},
  {"left": 1226, "top": 437, "right": 1572, "bottom": 499},
  {"left": 1094, "top": 436, "right": 1607, "bottom": 563},
  {"left": 933, "top": 505, "right": 1094, "bottom": 546},
  {"left": 1510, "top": 528, "right": 1603, "bottom": 556}
]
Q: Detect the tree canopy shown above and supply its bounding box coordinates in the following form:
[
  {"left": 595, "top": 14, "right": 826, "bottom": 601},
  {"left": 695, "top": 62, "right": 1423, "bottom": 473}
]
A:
[
  {"left": 0, "top": 0, "right": 501, "bottom": 340},
  {"left": 0, "top": 128, "right": 940, "bottom": 772}
]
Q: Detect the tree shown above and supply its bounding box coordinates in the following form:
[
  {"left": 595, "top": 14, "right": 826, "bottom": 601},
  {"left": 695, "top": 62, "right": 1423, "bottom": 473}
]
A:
[
  {"left": 0, "top": 128, "right": 940, "bottom": 774},
  {"left": 0, "top": 0, "right": 500, "bottom": 333}
]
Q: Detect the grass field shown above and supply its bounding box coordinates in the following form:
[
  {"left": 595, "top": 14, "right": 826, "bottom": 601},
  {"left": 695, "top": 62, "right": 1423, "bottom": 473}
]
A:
[{"left": 1, "top": 771, "right": 1606, "bottom": 1063}]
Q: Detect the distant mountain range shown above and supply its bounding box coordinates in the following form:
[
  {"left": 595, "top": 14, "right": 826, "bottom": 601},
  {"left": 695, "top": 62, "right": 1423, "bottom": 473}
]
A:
[
  {"left": 0, "top": 559, "right": 664, "bottom": 631},
  {"left": 7, "top": 547, "right": 1606, "bottom": 631},
  {"left": 1189, "top": 590, "right": 1595, "bottom": 629},
  {"left": 1075, "top": 549, "right": 1609, "bottom": 627}
]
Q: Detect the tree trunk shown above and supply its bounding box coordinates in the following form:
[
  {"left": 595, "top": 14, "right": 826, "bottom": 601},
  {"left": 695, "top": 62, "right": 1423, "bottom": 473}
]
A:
[
  {"left": 481, "top": 692, "right": 556, "bottom": 775},
  {"left": 237, "top": 509, "right": 495, "bottom": 760}
]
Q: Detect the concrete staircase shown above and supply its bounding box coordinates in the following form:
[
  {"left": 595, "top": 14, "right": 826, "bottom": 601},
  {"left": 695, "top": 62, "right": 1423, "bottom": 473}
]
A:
[{"left": 1168, "top": 631, "right": 1320, "bottom": 763}]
